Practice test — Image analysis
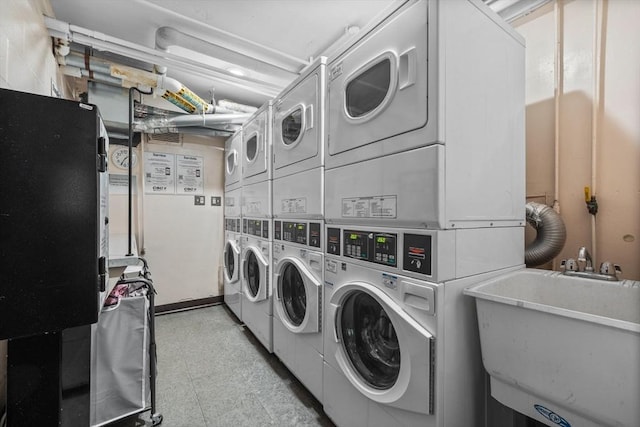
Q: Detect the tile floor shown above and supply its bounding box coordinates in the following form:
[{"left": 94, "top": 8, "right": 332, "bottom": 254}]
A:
[{"left": 120, "top": 304, "right": 334, "bottom": 427}]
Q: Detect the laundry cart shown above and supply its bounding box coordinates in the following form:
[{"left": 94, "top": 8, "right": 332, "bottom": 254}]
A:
[{"left": 91, "top": 258, "right": 163, "bottom": 426}]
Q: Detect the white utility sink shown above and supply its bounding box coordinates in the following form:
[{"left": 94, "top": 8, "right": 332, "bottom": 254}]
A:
[{"left": 464, "top": 268, "right": 640, "bottom": 427}]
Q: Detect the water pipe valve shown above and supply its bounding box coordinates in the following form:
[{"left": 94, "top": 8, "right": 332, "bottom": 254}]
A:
[{"left": 584, "top": 186, "right": 598, "bottom": 216}]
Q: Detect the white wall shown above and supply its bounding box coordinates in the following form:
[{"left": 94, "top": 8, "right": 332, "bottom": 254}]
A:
[
  {"left": 517, "top": 0, "right": 640, "bottom": 279},
  {"left": 108, "top": 133, "right": 226, "bottom": 307},
  {"left": 0, "top": 0, "right": 70, "bottom": 413}
]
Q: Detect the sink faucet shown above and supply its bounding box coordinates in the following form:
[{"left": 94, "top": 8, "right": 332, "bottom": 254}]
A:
[
  {"left": 577, "top": 247, "right": 594, "bottom": 272},
  {"left": 560, "top": 246, "right": 621, "bottom": 281}
]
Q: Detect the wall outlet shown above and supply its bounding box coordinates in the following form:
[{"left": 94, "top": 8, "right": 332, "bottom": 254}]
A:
[
  {"left": 194, "top": 195, "right": 206, "bottom": 205},
  {"left": 211, "top": 196, "right": 221, "bottom": 206}
]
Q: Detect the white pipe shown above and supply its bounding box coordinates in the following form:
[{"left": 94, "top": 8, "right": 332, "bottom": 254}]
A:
[
  {"left": 155, "top": 26, "right": 298, "bottom": 79},
  {"left": 44, "top": 17, "right": 282, "bottom": 97},
  {"left": 591, "top": 0, "right": 607, "bottom": 263},
  {"left": 552, "top": 0, "right": 564, "bottom": 271},
  {"left": 136, "top": 0, "right": 309, "bottom": 70}
]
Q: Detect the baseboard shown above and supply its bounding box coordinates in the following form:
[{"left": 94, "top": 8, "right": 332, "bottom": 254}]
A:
[{"left": 155, "top": 296, "right": 223, "bottom": 315}]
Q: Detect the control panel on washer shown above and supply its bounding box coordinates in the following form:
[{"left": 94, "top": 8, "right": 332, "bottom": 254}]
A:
[
  {"left": 244, "top": 219, "right": 269, "bottom": 239},
  {"left": 326, "top": 227, "right": 433, "bottom": 275},
  {"left": 274, "top": 220, "right": 321, "bottom": 248},
  {"left": 225, "top": 218, "right": 241, "bottom": 232}
]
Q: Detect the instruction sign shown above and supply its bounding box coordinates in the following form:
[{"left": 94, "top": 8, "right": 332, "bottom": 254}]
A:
[
  {"left": 144, "top": 152, "right": 175, "bottom": 194},
  {"left": 176, "top": 154, "right": 204, "bottom": 195}
]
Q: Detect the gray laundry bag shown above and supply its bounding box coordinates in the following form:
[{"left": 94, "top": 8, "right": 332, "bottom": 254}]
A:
[{"left": 90, "top": 293, "right": 152, "bottom": 426}]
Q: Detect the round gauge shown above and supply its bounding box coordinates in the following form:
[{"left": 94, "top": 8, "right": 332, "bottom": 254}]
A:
[{"left": 111, "top": 147, "right": 138, "bottom": 169}]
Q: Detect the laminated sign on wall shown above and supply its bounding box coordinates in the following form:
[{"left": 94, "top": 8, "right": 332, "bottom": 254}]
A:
[
  {"left": 176, "top": 154, "right": 204, "bottom": 195},
  {"left": 144, "top": 152, "right": 175, "bottom": 194}
]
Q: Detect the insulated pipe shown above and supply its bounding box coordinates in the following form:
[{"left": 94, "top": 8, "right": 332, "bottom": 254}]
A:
[{"left": 525, "top": 202, "right": 567, "bottom": 267}]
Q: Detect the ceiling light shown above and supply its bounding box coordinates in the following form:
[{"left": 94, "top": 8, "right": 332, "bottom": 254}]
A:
[{"left": 227, "top": 67, "right": 245, "bottom": 77}]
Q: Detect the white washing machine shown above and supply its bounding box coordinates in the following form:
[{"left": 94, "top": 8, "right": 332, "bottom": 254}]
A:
[
  {"left": 272, "top": 219, "right": 324, "bottom": 402},
  {"left": 242, "top": 100, "right": 272, "bottom": 186},
  {"left": 324, "top": 0, "right": 525, "bottom": 229},
  {"left": 322, "top": 224, "right": 523, "bottom": 427},
  {"left": 224, "top": 129, "right": 242, "bottom": 191},
  {"left": 224, "top": 186, "right": 242, "bottom": 319},
  {"left": 272, "top": 57, "right": 326, "bottom": 219},
  {"left": 241, "top": 218, "right": 273, "bottom": 352},
  {"left": 223, "top": 216, "right": 242, "bottom": 320}
]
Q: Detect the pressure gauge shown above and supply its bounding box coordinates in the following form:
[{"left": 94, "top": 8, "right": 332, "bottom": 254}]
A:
[{"left": 111, "top": 147, "right": 138, "bottom": 169}]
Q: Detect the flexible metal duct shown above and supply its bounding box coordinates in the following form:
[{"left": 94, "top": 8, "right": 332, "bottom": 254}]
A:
[{"left": 525, "top": 202, "right": 567, "bottom": 267}]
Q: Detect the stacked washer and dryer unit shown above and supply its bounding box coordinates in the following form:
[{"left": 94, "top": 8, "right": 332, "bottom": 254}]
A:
[
  {"left": 240, "top": 101, "right": 275, "bottom": 352},
  {"left": 271, "top": 58, "right": 327, "bottom": 403},
  {"left": 322, "top": 1, "right": 525, "bottom": 427},
  {"left": 223, "top": 130, "right": 244, "bottom": 321}
]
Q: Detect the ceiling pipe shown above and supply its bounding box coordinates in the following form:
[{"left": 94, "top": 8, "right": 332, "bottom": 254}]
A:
[
  {"left": 135, "top": 0, "right": 309, "bottom": 72},
  {"left": 45, "top": 16, "right": 282, "bottom": 97},
  {"left": 155, "top": 27, "right": 298, "bottom": 82}
]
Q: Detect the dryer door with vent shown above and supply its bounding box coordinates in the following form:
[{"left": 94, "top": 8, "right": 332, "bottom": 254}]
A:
[
  {"left": 328, "top": 281, "right": 434, "bottom": 415},
  {"left": 274, "top": 256, "right": 321, "bottom": 334},
  {"left": 224, "top": 131, "right": 242, "bottom": 188},
  {"left": 223, "top": 239, "right": 241, "bottom": 283},
  {"left": 242, "top": 246, "right": 269, "bottom": 302},
  {"left": 327, "top": 0, "right": 428, "bottom": 157},
  {"left": 273, "top": 70, "right": 321, "bottom": 175},
  {"left": 242, "top": 109, "right": 269, "bottom": 180}
]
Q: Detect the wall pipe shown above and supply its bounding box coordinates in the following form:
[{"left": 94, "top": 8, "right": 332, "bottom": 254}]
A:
[
  {"left": 128, "top": 86, "right": 154, "bottom": 256},
  {"left": 552, "top": 0, "right": 564, "bottom": 270},
  {"left": 590, "top": 0, "right": 608, "bottom": 264},
  {"left": 525, "top": 202, "right": 567, "bottom": 267}
]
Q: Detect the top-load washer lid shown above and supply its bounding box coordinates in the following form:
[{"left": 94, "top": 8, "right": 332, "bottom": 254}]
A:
[
  {"left": 274, "top": 255, "right": 322, "bottom": 334},
  {"left": 328, "top": 280, "right": 434, "bottom": 414},
  {"left": 242, "top": 246, "right": 269, "bottom": 302},
  {"left": 224, "top": 239, "right": 241, "bottom": 283}
]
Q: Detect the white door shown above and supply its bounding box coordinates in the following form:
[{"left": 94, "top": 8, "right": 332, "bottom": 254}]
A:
[
  {"left": 273, "top": 70, "right": 320, "bottom": 174},
  {"left": 242, "top": 109, "right": 269, "bottom": 180},
  {"left": 328, "top": 281, "right": 434, "bottom": 414},
  {"left": 274, "top": 256, "right": 321, "bottom": 333},
  {"left": 224, "top": 131, "right": 242, "bottom": 188},
  {"left": 223, "top": 239, "right": 241, "bottom": 284},
  {"left": 242, "top": 246, "right": 269, "bottom": 302},
  {"left": 327, "top": 0, "right": 428, "bottom": 156}
]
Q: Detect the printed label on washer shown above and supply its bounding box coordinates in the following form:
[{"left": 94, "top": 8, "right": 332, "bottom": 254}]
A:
[
  {"left": 342, "top": 195, "right": 397, "bottom": 218},
  {"left": 326, "top": 259, "right": 338, "bottom": 274},
  {"left": 382, "top": 273, "right": 397, "bottom": 290},
  {"left": 245, "top": 201, "right": 262, "bottom": 215},
  {"left": 281, "top": 198, "right": 307, "bottom": 213}
]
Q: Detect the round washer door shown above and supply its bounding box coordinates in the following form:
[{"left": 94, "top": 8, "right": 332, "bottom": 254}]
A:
[
  {"left": 329, "top": 281, "right": 434, "bottom": 415},
  {"left": 242, "top": 246, "right": 268, "bottom": 302},
  {"left": 274, "top": 257, "right": 321, "bottom": 334},
  {"left": 223, "top": 239, "right": 240, "bottom": 283}
]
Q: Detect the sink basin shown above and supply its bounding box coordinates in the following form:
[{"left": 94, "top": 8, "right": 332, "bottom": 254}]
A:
[{"left": 464, "top": 268, "right": 640, "bottom": 427}]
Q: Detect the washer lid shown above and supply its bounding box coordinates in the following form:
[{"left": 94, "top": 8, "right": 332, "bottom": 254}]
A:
[
  {"left": 274, "top": 256, "right": 321, "bottom": 334},
  {"left": 329, "top": 281, "right": 434, "bottom": 414}
]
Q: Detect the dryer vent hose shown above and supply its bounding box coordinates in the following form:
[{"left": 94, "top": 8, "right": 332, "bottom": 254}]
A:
[{"left": 525, "top": 202, "right": 567, "bottom": 267}]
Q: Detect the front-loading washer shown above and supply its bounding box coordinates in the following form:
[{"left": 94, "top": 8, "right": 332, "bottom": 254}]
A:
[
  {"left": 272, "top": 57, "right": 326, "bottom": 219},
  {"left": 241, "top": 218, "right": 273, "bottom": 352},
  {"left": 224, "top": 129, "right": 242, "bottom": 191},
  {"left": 323, "top": 224, "right": 523, "bottom": 427},
  {"left": 223, "top": 216, "right": 242, "bottom": 320},
  {"left": 224, "top": 186, "right": 242, "bottom": 319},
  {"left": 242, "top": 100, "right": 272, "bottom": 186},
  {"left": 272, "top": 219, "right": 324, "bottom": 402},
  {"left": 324, "top": 0, "right": 525, "bottom": 229}
]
